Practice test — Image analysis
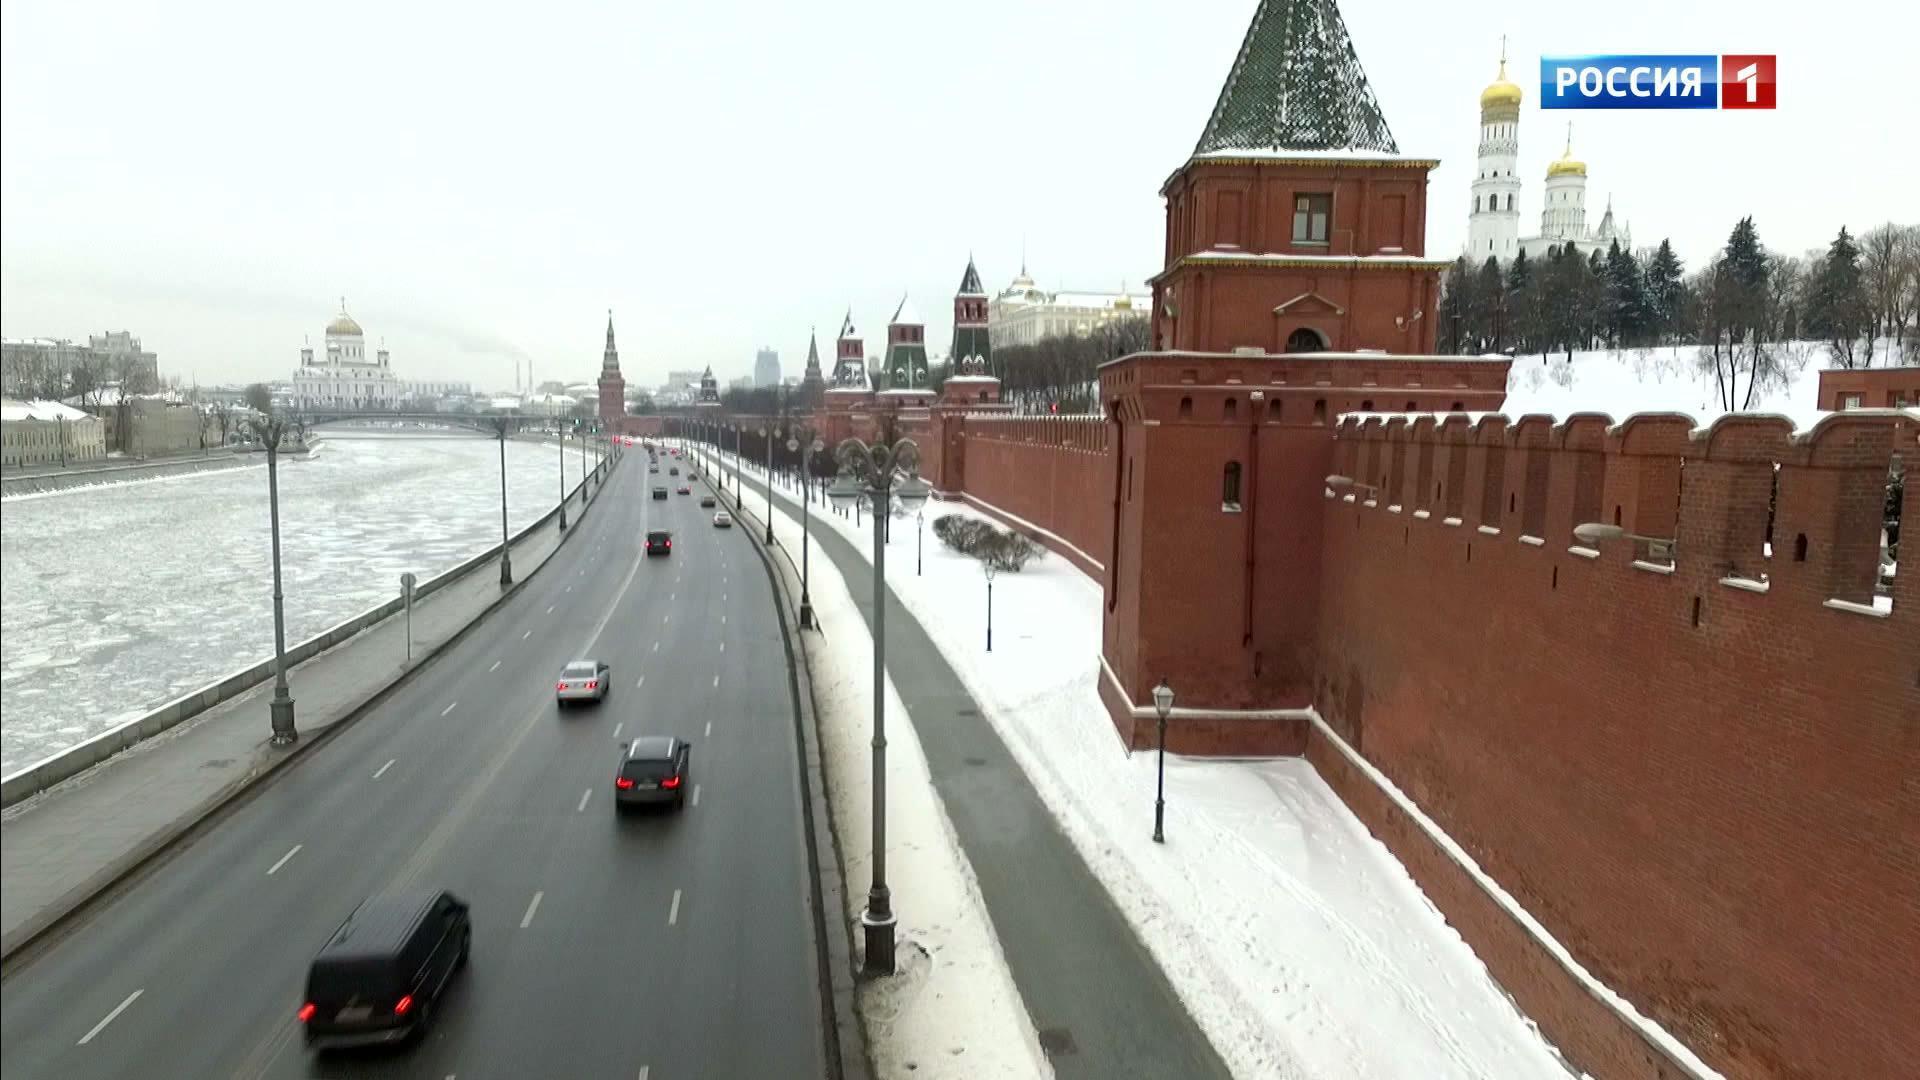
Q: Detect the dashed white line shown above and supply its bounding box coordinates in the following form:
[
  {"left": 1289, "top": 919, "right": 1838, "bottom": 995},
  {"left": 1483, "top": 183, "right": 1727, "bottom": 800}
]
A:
[
  {"left": 636, "top": 675, "right": 646, "bottom": 689},
  {"left": 522, "top": 630, "right": 532, "bottom": 640},
  {"left": 520, "top": 891, "right": 544, "bottom": 928},
  {"left": 565, "top": 585, "right": 573, "bottom": 593},
  {"left": 721, "top": 615, "right": 727, "bottom": 625},
  {"left": 671, "top": 592, "right": 676, "bottom": 601},
  {"left": 651, "top": 642, "right": 659, "bottom": 652},
  {"left": 373, "top": 759, "right": 395, "bottom": 780},
  {"left": 668, "top": 889, "right": 682, "bottom": 926},
  {"left": 546, "top": 604, "right": 556, "bottom": 615},
  {"left": 691, "top": 784, "right": 701, "bottom": 807},
  {"left": 612, "top": 721, "right": 623, "bottom": 738},
  {"left": 719, "top": 641, "right": 725, "bottom": 653},
  {"left": 77, "top": 989, "right": 142, "bottom": 1045},
  {"left": 722, "top": 593, "right": 727, "bottom": 602},
  {"left": 267, "top": 845, "right": 302, "bottom": 876},
  {"left": 577, "top": 788, "right": 592, "bottom": 813},
  {"left": 704, "top": 720, "right": 712, "bottom": 738},
  {"left": 712, "top": 674, "right": 719, "bottom": 688},
  {"left": 441, "top": 701, "right": 458, "bottom": 717},
  {"left": 489, "top": 660, "right": 501, "bottom": 672},
  {"left": 663, "top": 614, "right": 670, "bottom": 625},
  {"left": 639, "top": 1067, "right": 649, "bottom": 1080}
]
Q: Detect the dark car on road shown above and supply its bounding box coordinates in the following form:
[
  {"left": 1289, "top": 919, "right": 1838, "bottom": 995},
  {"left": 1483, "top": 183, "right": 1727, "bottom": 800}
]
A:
[
  {"left": 615, "top": 736, "right": 691, "bottom": 812},
  {"left": 645, "top": 529, "right": 672, "bottom": 556},
  {"left": 677, "top": 484, "right": 691, "bottom": 495},
  {"left": 300, "top": 890, "right": 469, "bottom": 1051},
  {"left": 652, "top": 486, "right": 668, "bottom": 500},
  {"left": 699, "top": 494, "right": 716, "bottom": 508},
  {"left": 669, "top": 466, "right": 679, "bottom": 476}
]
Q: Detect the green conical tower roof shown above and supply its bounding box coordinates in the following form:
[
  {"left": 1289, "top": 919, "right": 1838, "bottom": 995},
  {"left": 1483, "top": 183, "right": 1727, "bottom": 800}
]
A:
[{"left": 1193, "top": 0, "right": 1398, "bottom": 156}]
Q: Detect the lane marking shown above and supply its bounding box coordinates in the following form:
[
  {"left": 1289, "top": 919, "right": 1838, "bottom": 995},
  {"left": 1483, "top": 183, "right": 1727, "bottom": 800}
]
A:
[
  {"left": 441, "top": 701, "right": 458, "bottom": 717},
  {"left": 719, "top": 641, "right": 725, "bottom": 653},
  {"left": 612, "top": 721, "right": 623, "bottom": 738},
  {"left": 712, "top": 675, "right": 719, "bottom": 688},
  {"left": 546, "top": 604, "right": 556, "bottom": 615},
  {"left": 691, "top": 784, "right": 700, "bottom": 807},
  {"left": 663, "top": 614, "right": 670, "bottom": 625},
  {"left": 721, "top": 615, "right": 726, "bottom": 625},
  {"left": 636, "top": 675, "right": 646, "bottom": 689},
  {"left": 668, "top": 889, "right": 681, "bottom": 926},
  {"left": 577, "top": 788, "right": 592, "bottom": 813},
  {"left": 489, "top": 660, "right": 501, "bottom": 672},
  {"left": 77, "top": 989, "right": 142, "bottom": 1045},
  {"left": 671, "top": 592, "right": 676, "bottom": 601},
  {"left": 566, "top": 585, "right": 572, "bottom": 593},
  {"left": 640, "top": 1068, "right": 649, "bottom": 1080},
  {"left": 652, "top": 642, "right": 659, "bottom": 652},
  {"left": 523, "top": 629, "right": 532, "bottom": 640},
  {"left": 373, "top": 759, "right": 395, "bottom": 780},
  {"left": 267, "top": 845, "right": 302, "bottom": 876},
  {"left": 722, "top": 593, "right": 727, "bottom": 602},
  {"left": 704, "top": 720, "right": 712, "bottom": 738},
  {"left": 520, "top": 891, "right": 544, "bottom": 928}
]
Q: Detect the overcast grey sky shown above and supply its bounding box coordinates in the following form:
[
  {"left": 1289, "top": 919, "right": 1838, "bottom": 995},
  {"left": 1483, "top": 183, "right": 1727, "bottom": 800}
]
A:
[{"left": 3, "top": 0, "right": 1911, "bottom": 390}]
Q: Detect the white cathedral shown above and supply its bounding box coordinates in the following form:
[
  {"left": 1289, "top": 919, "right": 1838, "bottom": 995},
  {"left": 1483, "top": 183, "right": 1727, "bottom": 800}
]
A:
[
  {"left": 292, "top": 299, "right": 401, "bottom": 409},
  {"left": 1466, "top": 47, "right": 1630, "bottom": 264}
]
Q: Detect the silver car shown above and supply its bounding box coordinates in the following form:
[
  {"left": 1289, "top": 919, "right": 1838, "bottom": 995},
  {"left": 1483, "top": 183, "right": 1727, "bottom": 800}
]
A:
[{"left": 556, "top": 659, "right": 609, "bottom": 707}]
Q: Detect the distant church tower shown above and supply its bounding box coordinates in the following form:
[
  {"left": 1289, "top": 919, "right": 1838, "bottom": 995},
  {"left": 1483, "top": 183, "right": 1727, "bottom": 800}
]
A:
[
  {"left": 1540, "top": 123, "right": 1590, "bottom": 242},
  {"left": 1467, "top": 38, "right": 1523, "bottom": 261},
  {"left": 597, "top": 311, "right": 626, "bottom": 425}
]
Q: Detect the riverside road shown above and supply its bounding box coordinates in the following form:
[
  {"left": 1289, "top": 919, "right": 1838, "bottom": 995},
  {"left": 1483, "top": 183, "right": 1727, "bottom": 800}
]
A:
[{"left": 0, "top": 458, "right": 826, "bottom": 1078}]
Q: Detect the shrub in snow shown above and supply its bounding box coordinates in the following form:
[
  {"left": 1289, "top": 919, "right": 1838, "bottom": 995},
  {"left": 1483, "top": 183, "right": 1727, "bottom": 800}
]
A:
[
  {"left": 981, "top": 530, "right": 1043, "bottom": 573},
  {"left": 933, "top": 514, "right": 995, "bottom": 555}
]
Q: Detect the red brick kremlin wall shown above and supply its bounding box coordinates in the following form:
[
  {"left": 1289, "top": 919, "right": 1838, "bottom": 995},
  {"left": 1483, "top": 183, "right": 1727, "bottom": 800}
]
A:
[{"left": 1313, "top": 410, "right": 1919, "bottom": 1080}]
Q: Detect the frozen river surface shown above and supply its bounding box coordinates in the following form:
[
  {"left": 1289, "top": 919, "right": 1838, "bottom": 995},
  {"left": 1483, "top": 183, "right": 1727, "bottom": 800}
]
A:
[{"left": 1, "top": 435, "right": 591, "bottom": 772}]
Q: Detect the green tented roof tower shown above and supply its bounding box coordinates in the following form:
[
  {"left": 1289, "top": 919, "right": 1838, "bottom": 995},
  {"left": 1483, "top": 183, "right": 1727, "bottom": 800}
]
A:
[
  {"left": 1192, "top": 0, "right": 1398, "bottom": 155},
  {"left": 950, "top": 255, "right": 991, "bottom": 376}
]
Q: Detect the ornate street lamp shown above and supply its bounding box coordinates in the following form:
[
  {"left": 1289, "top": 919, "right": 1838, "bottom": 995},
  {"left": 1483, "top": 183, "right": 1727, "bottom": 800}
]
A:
[
  {"left": 1152, "top": 679, "right": 1174, "bottom": 843},
  {"left": 984, "top": 558, "right": 995, "bottom": 650},
  {"left": 826, "top": 434, "right": 932, "bottom": 976},
  {"left": 787, "top": 432, "right": 825, "bottom": 629},
  {"left": 557, "top": 426, "right": 568, "bottom": 532},
  {"left": 490, "top": 415, "right": 516, "bottom": 585},
  {"left": 759, "top": 423, "right": 776, "bottom": 545},
  {"left": 241, "top": 414, "right": 299, "bottom": 745}
]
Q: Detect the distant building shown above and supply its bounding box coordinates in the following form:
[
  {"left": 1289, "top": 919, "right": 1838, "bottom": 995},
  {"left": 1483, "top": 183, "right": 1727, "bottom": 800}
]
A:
[
  {"left": 598, "top": 313, "right": 626, "bottom": 424},
  {"left": 401, "top": 379, "right": 474, "bottom": 408},
  {"left": 728, "top": 374, "right": 754, "bottom": 393},
  {"left": 987, "top": 265, "right": 1150, "bottom": 347},
  {"left": 2, "top": 332, "right": 160, "bottom": 398},
  {"left": 292, "top": 299, "right": 402, "bottom": 409},
  {"left": 755, "top": 347, "right": 780, "bottom": 388},
  {"left": 1818, "top": 367, "right": 1920, "bottom": 411},
  {"left": 87, "top": 331, "right": 158, "bottom": 387},
  {"left": 1, "top": 398, "right": 107, "bottom": 467}
]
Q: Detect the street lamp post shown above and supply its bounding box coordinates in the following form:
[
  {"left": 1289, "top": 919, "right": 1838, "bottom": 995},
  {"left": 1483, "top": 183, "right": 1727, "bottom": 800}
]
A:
[
  {"left": 1152, "top": 679, "right": 1174, "bottom": 843},
  {"left": 494, "top": 417, "right": 514, "bottom": 585},
  {"left": 826, "top": 434, "right": 932, "bottom": 977},
  {"left": 246, "top": 415, "right": 299, "bottom": 745},
  {"left": 788, "top": 432, "right": 824, "bottom": 629},
  {"left": 761, "top": 423, "right": 776, "bottom": 545},
  {"left": 917, "top": 510, "right": 924, "bottom": 576},
  {"left": 984, "top": 559, "right": 995, "bottom": 651},
  {"left": 557, "top": 428, "right": 568, "bottom": 532},
  {"left": 579, "top": 421, "right": 588, "bottom": 501}
]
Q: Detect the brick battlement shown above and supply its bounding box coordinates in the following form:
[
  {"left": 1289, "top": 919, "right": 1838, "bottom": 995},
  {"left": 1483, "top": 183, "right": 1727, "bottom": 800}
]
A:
[
  {"left": 961, "top": 413, "right": 1109, "bottom": 453},
  {"left": 1326, "top": 408, "right": 1915, "bottom": 623}
]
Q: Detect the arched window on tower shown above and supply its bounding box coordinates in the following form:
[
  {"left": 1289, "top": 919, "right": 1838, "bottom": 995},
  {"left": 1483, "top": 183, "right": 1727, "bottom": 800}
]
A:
[
  {"left": 1285, "top": 327, "right": 1326, "bottom": 353},
  {"left": 1222, "top": 462, "right": 1243, "bottom": 512}
]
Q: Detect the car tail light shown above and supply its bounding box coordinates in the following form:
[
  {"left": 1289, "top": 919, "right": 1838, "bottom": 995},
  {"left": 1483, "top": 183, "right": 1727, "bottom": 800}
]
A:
[
  {"left": 394, "top": 994, "right": 415, "bottom": 1016},
  {"left": 661, "top": 775, "right": 682, "bottom": 790},
  {"left": 557, "top": 681, "right": 567, "bottom": 691},
  {"left": 297, "top": 1003, "right": 317, "bottom": 1023},
  {"left": 616, "top": 777, "right": 635, "bottom": 790},
  {"left": 585, "top": 680, "right": 598, "bottom": 690},
  {"left": 666, "top": 540, "right": 671, "bottom": 548}
]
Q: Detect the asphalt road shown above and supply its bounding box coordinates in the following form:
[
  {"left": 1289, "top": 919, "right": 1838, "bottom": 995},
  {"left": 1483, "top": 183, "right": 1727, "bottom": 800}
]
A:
[{"left": 0, "top": 451, "right": 824, "bottom": 1080}]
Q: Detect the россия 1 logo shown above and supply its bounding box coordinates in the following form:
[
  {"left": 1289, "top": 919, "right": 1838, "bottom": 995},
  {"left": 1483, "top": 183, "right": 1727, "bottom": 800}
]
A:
[{"left": 1540, "top": 55, "right": 1776, "bottom": 109}]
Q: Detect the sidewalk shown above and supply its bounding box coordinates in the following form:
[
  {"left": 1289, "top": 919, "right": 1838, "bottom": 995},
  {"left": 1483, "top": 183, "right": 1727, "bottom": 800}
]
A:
[
  {"left": 0, "top": 475, "right": 599, "bottom": 960},
  {"left": 693, "top": 444, "right": 1232, "bottom": 1080},
  {"left": 718, "top": 451, "right": 1578, "bottom": 1080}
]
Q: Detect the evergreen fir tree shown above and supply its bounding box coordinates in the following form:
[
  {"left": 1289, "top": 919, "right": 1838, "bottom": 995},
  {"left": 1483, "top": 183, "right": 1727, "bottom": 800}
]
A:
[
  {"left": 1474, "top": 256, "right": 1506, "bottom": 352},
  {"left": 1603, "top": 241, "right": 1647, "bottom": 348},
  {"left": 1642, "top": 240, "right": 1685, "bottom": 345},
  {"left": 1439, "top": 256, "right": 1477, "bottom": 354},
  {"left": 1506, "top": 249, "right": 1535, "bottom": 353},
  {"left": 1807, "top": 225, "right": 1869, "bottom": 366}
]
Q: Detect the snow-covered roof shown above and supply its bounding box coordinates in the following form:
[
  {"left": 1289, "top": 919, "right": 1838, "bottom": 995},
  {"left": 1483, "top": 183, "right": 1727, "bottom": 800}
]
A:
[
  {"left": 1178, "top": 250, "right": 1451, "bottom": 267},
  {"left": 1189, "top": 147, "right": 1436, "bottom": 165},
  {"left": 1, "top": 398, "right": 93, "bottom": 422}
]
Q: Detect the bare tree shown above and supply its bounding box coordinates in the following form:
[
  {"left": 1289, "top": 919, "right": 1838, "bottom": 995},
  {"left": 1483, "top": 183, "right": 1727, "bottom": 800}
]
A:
[{"left": 244, "top": 382, "right": 273, "bottom": 414}]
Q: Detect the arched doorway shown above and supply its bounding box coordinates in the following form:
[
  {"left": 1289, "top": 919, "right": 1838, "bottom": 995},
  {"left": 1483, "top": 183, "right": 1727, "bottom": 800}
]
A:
[{"left": 1285, "top": 327, "right": 1327, "bottom": 353}]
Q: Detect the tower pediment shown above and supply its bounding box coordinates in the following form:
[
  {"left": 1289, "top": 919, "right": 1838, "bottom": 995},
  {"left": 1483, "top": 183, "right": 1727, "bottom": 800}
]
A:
[{"left": 1273, "top": 290, "right": 1347, "bottom": 317}]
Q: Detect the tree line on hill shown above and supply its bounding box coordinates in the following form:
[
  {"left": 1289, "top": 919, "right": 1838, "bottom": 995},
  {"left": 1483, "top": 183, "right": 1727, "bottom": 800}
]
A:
[{"left": 1439, "top": 220, "right": 1920, "bottom": 409}]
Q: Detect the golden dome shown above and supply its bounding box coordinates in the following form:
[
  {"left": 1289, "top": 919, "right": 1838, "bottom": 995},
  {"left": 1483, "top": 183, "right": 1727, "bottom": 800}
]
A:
[
  {"left": 326, "top": 298, "right": 364, "bottom": 337},
  {"left": 1480, "top": 45, "right": 1522, "bottom": 110},
  {"left": 1546, "top": 124, "right": 1586, "bottom": 178},
  {"left": 1546, "top": 155, "right": 1588, "bottom": 178}
]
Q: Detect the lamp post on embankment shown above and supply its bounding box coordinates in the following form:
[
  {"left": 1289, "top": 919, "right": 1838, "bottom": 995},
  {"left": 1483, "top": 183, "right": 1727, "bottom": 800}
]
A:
[{"left": 243, "top": 414, "right": 299, "bottom": 746}]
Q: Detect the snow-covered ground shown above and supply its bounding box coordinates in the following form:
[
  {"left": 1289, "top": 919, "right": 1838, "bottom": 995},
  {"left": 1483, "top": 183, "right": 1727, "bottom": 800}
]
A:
[
  {"left": 1498, "top": 339, "right": 1905, "bottom": 431},
  {"left": 726, "top": 447, "right": 1051, "bottom": 1079},
  {"left": 0, "top": 435, "right": 585, "bottom": 772},
  {"left": 712, "top": 448, "right": 1578, "bottom": 1080}
]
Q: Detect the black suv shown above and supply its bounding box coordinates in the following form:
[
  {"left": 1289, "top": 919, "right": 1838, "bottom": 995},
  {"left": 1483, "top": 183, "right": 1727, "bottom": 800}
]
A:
[
  {"left": 301, "top": 890, "right": 470, "bottom": 1051},
  {"left": 652, "top": 486, "right": 668, "bottom": 500},
  {"left": 614, "top": 736, "right": 691, "bottom": 812},
  {"left": 644, "top": 530, "right": 672, "bottom": 556}
]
